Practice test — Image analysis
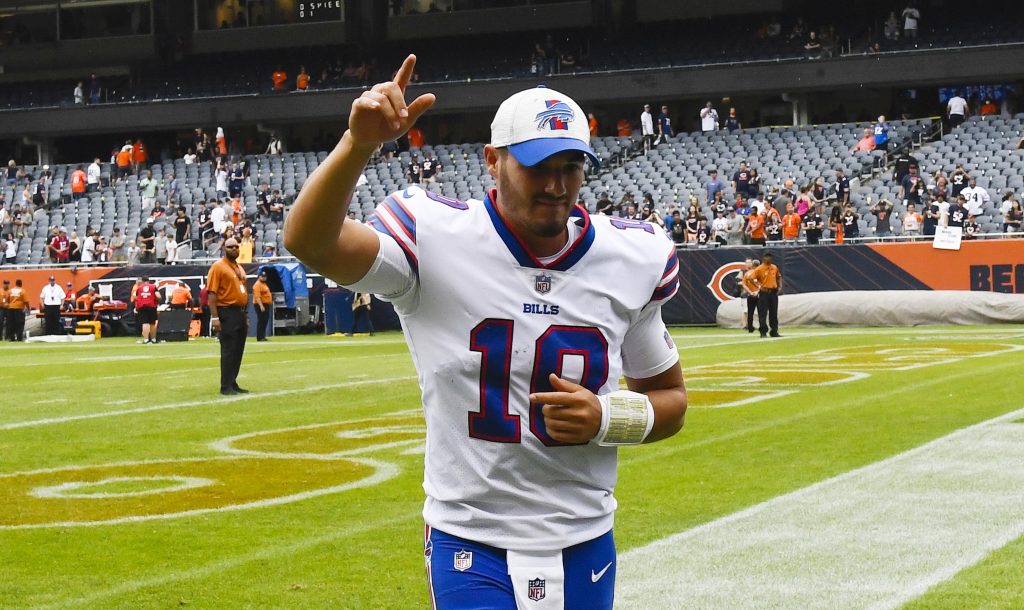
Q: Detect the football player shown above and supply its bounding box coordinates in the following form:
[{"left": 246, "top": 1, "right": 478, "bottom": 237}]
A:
[{"left": 285, "top": 55, "right": 688, "bottom": 610}]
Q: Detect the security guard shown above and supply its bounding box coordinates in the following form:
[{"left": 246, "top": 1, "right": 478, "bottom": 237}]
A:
[
  {"left": 0, "top": 279, "right": 10, "bottom": 340},
  {"left": 207, "top": 237, "right": 250, "bottom": 395},
  {"left": 751, "top": 252, "right": 783, "bottom": 338},
  {"left": 740, "top": 258, "right": 759, "bottom": 333}
]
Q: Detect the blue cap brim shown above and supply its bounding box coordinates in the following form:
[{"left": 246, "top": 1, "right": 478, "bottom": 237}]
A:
[{"left": 508, "top": 138, "right": 600, "bottom": 169}]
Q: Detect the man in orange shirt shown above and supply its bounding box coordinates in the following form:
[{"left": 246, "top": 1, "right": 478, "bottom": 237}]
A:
[
  {"left": 296, "top": 66, "right": 310, "bottom": 91},
  {"left": 588, "top": 112, "right": 599, "bottom": 137},
  {"left": 116, "top": 141, "right": 133, "bottom": 182},
  {"left": 745, "top": 209, "right": 766, "bottom": 245},
  {"left": 71, "top": 165, "right": 87, "bottom": 201},
  {"left": 0, "top": 278, "right": 9, "bottom": 340},
  {"left": 207, "top": 237, "right": 250, "bottom": 394},
  {"left": 6, "top": 278, "right": 29, "bottom": 341},
  {"left": 132, "top": 138, "right": 147, "bottom": 173},
  {"left": 272, "top": 68, "right": 288, "bottom": 91},
  {"left": 252, "top": 271, "right": 273, "bottom": 341},
  {"left": 751, "top": 252, "right": 783, "bottom": 338},
  {"left": 169, "top": 283, "right": 193, "bottom": 310},
  {"left": 782, "top": 202, "right": 802, "bottom": 244},
  {"left": 76, "top": 286, "right": 101, "bottom": 313},
  {"left": 740, "top": 258, "right": 759, "bottom": 334}
]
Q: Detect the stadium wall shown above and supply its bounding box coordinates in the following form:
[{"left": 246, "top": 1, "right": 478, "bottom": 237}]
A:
[
  {"left": 3, "top": 240, "right": 1021, "bottom": 328},
  {"left": 663, "top": 240, "right": 1024, "bottom": 325}
]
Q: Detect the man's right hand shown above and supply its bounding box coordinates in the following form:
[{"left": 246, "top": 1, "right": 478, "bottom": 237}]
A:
[{"left": 347, "top": 55, "right": 435, "bottom": 149}]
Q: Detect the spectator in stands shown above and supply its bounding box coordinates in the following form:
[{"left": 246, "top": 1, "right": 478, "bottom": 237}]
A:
[
  {"left": 898, "top": 164, "right": 925, "bottom": 206},
  {"left": 803, "top": 203, "right": 825, "bottom": 245},
  {"left": 4, "top": 160, "right": 17, "bottom": 186},
  {"left": 109, "top": 227, "right": 125, "bottom": 262},
  {"left": 89, "top": 74, "right": 101, "bottom": 104},
  {"left": 725, "top": 207, "right": 745, "bottom": 245},
  {"left": 49, "top": 227, "right": 69, "bottom": 263},
  {"left": 710, "top": 190, "right": 728, "bottom": 217},
  {"left": 700, "top": 101, "right": 719, "bottom": 133},
  {"left": 125, "top": 240, "right": 140, "bottom": 265},
  {"left": 296, "top": 66, "right": 310, "bottom": 91},
  {"left": 948, "top": 165, "right": 969, "bottom": 199},
  {"left": 724, "top": 108, "right": 741, "bottom": 133},
  {"left": 732, "top": 162, "right": 751, "bottom": 200},
  {"left": 73, "top": 81, "right": 84, "bottom": 105},
  {"left": 1004, "top": 200, "right": 1023, "bottom": 233},
  {"left": 595, "top": 192, "right": 614, "bottom": 216},
  {"left": 136, "top": 170, "right": 156, "bottom": 209},
  {"left": 133, "top": 138, "right": 147, "bottom": 174},
  {"left": 764, "top": 208, "right": 782, "bottom": 244},
  {"left": 268, "top": 190, "right": 285, "bottom": 222},
  {"left": 642, "top": 201, "right": 665, "bottom": 230},
  {"left": 782, "top": 203, "right": 801, "bottom": 244},
  {"left": 712, "top": 210, "right": 729, "bottom": 246},
  {"left": 870, "top": 197, "right": 894, "bottom": 237},
  {"left": 852, "top": 128, "right": 876, "bottom": 152},
  {"left": 960, "top": 177, "right": 990, "bottom": 216},
  {"left": 999, "top": 191, "right": 1016, "bottom": 221},
  {"left": 272, "top": 66, "right": 288, "bottom": 91},
  {"left": 745, "top": 208, "right": 766, "bottom": 245},
  {"left": 214, "top": 161, "right": 229, "bottom": 199},
  {"left": 828, "top": 204, "right": 844, "bottom": 243},
  {"left": 69, "top": 165, "right": 87, "bottom": 201},
  {"left": 964, "top": 214, "right": 981, "bottom": 239},
  {"left": 873, "top": 116, "right": 890, "bottom": 153},
  {"left": 832, "top": 168, "right": 851, "bottom": 205},
  {"left": 261, "top": 243, "right": 276, "bottom": 258},
  {"left": 804, "top": 31, "right": 822, "bottom": 58},
  {"left": 228, "top": 162, "right": 246, "bottom": 198},
  {"left": 932, "top": 174, "right": 950, "bottom": 201},
  {"left": 922, "top": 197, "right": 941, "bottom": 237},
  {"left": 640, "top": 104, "right": 655, "bottom": 152},
  {"left": 588, "top": 113, "right": 599, "bottom": 137},
  {"left": 841, "top": 203, "right": 860, "bottom": 240},
  {"left": 616, "top": 118, "right": 631, "bottom": 137},
  {"left": 656, "top": 105, "right": 674, "bottom": 145},
  {"left": 115, "top": 142, "right": 133, "bottom": 182},
  {"left": 901, "top": 203, "right": 922, "bottom": 237},
  {"left": 407, "top": 154, "right": 423, "bottom": 184},
  {"left": 266, "top": 133, "right": 283, "bottom": 155},
  {"left": 421, "top": 154, "right": 439, "bottom": 184},
  {"left": 902, "top": 4, "right": 920, "bottom": 39},
  {"left": 809, "top": 177, "right": 828, "bottom": 210},
  {"left": 948, "top": 194, "right": 969, "bottom": 230},
  {"left": 407, "top": 125, "right": 425, "bottom": 149},
  {"left": 669, "top": 211, "right": 685, "bottom": 245},
  {"left": 138, "top": 218, "right": 156, "bottom": 263},
  {"left": 183, "top": 148, "right": 197, "bottom": 165},
  {"left": 946, "top": 93, "right": 969, "bottom": 128},
  {"left": 706, "top": 169, "right": 725, "bottom": 203}
]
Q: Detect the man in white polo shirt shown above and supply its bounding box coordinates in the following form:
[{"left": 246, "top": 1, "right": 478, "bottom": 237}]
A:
[
  {"left": 947, "top": 94, "right": 969, "bottom": 128},
  {"left": 40, "top": 275, "right": 65, "bottom": 335}
]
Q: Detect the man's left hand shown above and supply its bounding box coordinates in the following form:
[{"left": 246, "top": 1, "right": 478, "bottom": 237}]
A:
[{"left": 530, "top": 374, "right": 602, "bottom": 444}]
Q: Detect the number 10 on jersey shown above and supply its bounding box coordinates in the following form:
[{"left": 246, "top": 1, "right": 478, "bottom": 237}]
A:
[{"left": 468, "top": 319, "right": 609, "bottom": 447}]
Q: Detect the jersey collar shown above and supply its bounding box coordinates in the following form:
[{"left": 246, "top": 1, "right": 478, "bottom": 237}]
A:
[{"left": 483, "top": 189, "right": 595, "bottom": 271}]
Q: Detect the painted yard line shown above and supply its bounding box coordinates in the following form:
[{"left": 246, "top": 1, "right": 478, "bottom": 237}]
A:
[
  {"left": 0, "top": 376, "right": 418, "bottom": 431},
  {"left": 617, "top": 407, "right": 1024, "bottom": 610},
  {"left": 620, "top": 355, "right": 1024, "bottom": 469},
  {"left": 29, "top": 507, "right": 425, "bottom": 610}
]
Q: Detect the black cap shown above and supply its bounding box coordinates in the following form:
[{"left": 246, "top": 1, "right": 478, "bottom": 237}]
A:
[{"left": 763, "top": 252, "right": 774, "bottom": 259}]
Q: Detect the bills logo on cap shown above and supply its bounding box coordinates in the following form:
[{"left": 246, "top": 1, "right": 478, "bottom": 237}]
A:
[
  {"left": 454, "top": 549, "right": 473, "bottom": 572},
  {"left": 535, "top": 100, "right": 574, "bottom": 131},
  {"left": 528, "top": 578, "right": 546, "bottom": 601}
]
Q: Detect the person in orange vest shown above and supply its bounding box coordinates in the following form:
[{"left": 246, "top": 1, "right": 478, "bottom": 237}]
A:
[
  {"left": 588, "top": 112, "right": 599, "bottom": 137},
  {"left": 70, "top": 165, "right": 87, "bottom": 201},
  {"left": 0, "top": 278, "right": 10, "bottom": 340},
  {"left": 76, "top": 286, "right": 101, "bottom": 313},
  {"left": 750, "top": 252, "right": 783, "bottom": 338},
  {"left": 296, "top": 66, "right": 310, "bottom": 91}
]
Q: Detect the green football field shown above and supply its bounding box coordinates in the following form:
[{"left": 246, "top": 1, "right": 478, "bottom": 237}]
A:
[{"left": 2, "top": 326, "right": 1023, "bottom": 609}]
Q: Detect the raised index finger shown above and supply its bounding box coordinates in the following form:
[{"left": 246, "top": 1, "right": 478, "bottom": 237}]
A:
[{"left": 394, "top": 54, "right": 418, "bottom": 92}]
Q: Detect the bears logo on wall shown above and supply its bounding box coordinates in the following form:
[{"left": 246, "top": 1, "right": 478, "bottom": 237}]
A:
[{"left": 705, "top": 262, "right": 747, "bottom": 303}]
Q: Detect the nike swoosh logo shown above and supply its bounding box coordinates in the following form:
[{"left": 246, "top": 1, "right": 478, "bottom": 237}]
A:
[{"left": 591, "top": 561, "right": 613, "bottom": 582}]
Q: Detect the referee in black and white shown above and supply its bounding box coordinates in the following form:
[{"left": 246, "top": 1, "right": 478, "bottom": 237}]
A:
[{"left": 40, "top": 275, "right": 66, "bottom": 335}]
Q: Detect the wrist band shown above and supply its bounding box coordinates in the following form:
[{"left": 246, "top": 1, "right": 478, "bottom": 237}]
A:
[
  {"left": 595, "top": 390, "right": 655, "bottom": 446},
  {"left": 211, "top": 317, "right": 219, "bottom": 320}
]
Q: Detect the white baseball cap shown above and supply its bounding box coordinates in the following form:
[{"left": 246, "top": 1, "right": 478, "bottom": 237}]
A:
[{"left": 490, "top": 86, "right": 599, "bottom": 168}]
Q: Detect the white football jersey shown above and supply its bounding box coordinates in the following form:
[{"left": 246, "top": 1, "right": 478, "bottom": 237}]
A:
[{"left": 347, "top": 186, "right": 680, "bottom": 551}]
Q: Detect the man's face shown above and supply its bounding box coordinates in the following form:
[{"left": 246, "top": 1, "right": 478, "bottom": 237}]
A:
[
  {"left": 223, "top": 239, "right": 240, "bottom": 262},
  {"left": 486, "top": 147, "right": 585, "bottom": 240},
  {"left": 969, "top": 178, "right": 977, "bottom": 187},
  {"left": 739, "top": 163, "right": 747, "bottom": 171}
]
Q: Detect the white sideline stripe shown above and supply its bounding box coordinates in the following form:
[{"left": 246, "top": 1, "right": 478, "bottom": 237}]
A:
[
  {"left": 616, "top": 407, "right": 1024, "bottom": 610},
  {"left": 0, "top": 376, "right": 417, "bottom": 431}
]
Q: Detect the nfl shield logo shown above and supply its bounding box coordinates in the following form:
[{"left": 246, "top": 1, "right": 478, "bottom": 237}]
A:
[
  {"left": 535, "top": 274, "right": 552, "bottom": 295},
  {"left": 528, "top": 578, "right": 546, "bottom": 602},
  {"left": 453, "top": 550, "right": 473, "bottom": 572}
]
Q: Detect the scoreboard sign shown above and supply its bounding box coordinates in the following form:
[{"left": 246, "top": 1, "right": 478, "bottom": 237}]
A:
[{"left": 298, "top": 1, "right": 342, "bottom": 21}]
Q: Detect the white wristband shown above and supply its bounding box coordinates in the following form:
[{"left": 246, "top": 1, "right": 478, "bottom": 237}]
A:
[{"left": 594, "top": 390, "right": 655, "bottom": 446}]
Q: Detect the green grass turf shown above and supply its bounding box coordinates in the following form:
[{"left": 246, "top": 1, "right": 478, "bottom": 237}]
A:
[{"left": 1, "top": 326, "right": 1022, "bottom": 608}]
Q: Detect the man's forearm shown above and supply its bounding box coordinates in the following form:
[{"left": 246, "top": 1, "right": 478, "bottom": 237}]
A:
[
  {"left": 208, "top": 295, "right": 219, "bottom": 319},
  {"left": 284, "top": 131, "right": 376, "bottom": 261}
]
